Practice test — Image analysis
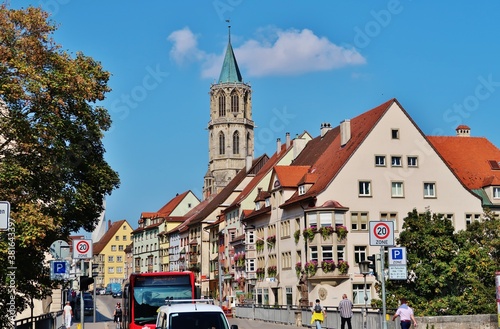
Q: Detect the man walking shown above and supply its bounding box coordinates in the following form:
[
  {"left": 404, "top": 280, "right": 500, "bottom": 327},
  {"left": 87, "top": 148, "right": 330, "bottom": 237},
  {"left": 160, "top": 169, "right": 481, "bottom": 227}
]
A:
[
  {"left": 338, "top": 294, "right": 353, "bottom": 329},
  {"left": 63, "top": 301, "right": 73, "bottom": 329},
  {"left": 392, "top": 298, "right": 417, "bottom": 329}
]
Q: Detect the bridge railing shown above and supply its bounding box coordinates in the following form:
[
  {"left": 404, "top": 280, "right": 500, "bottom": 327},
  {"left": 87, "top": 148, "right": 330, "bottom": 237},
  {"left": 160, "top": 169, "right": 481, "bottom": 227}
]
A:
[
  {"left": 234, "top": 304, "right": 399, "bottom": 329},
  {"left": 14, "top": 310, "right": 63, "bottom": 329}
]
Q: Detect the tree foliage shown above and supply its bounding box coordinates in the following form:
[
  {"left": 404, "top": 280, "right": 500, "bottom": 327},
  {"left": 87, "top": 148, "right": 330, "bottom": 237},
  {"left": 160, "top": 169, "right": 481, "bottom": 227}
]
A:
[
  {"left": 382, "top": 209, "right": 499, "bottom": 316},
  {"left": 0, "top": 4, "right": 119, "bottom": 323}
]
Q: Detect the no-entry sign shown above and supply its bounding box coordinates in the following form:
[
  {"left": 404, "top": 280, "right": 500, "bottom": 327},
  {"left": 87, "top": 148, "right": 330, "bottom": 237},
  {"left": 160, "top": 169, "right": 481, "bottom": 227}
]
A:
[
  {"left": 369, "top": 221, "right": 394, "bottom": 246},
  {"left": 72, "top": 239, "right": 93, "bottom": 259}
]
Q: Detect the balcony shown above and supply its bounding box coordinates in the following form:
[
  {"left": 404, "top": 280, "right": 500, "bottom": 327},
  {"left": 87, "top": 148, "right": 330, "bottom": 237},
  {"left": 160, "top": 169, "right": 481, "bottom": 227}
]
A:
[{"left": 306, "top": 268, "right": 349, "bottom": 286}]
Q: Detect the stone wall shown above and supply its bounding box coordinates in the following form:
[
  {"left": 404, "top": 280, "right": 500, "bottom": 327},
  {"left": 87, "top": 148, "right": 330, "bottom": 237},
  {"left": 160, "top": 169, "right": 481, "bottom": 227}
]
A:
[{"left": 416, "top": 314, "right": 497, "bottom": 329}]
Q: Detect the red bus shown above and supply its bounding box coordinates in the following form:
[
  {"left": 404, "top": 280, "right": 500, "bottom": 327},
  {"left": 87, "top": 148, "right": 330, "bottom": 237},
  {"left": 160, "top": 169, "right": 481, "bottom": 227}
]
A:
[{"left": 122, "top": 271, "right": 198, "bottom": 329}]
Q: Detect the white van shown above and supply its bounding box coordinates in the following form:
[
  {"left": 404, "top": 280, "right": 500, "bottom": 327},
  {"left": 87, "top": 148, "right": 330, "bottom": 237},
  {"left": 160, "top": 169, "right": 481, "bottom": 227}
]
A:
[{"left": 155, "top": 299, "right": 237, "bottom": 329}]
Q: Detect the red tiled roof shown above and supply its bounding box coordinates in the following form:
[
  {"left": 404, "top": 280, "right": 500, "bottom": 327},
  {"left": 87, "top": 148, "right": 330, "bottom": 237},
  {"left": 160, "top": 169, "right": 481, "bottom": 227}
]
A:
[
  {"left": 427, "top": 136, "right": 500, "bottom": 189},
  {"left": 165, "top": 198, "right": 212, "bottom": 234},
  {"left": 187, "top": 154, "right": 270, "bottom": 225},
  {"left": 93, "top": 220, "right": 128, "bottom": 255},
  {"left": 282, "top": 98, "right": 397, "bottom": 207},
  {"left": 274, "top": 166, "right": 310, "bottom": 188},
  {"left": 226, "top": 143, "right": 294, "bottom": 212},
  {"left": 156, "top": 191, "right": 191, "bottom": 216}
]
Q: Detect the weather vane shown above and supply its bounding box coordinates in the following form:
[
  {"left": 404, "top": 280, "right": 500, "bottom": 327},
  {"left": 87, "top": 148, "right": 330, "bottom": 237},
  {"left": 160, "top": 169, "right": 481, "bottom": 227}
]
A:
[{"left": 226, "top": 19, "right": 231, "bottom": 42}]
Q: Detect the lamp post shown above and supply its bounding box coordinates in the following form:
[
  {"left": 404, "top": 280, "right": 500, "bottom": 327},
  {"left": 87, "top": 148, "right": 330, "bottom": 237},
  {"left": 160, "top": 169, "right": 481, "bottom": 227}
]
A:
[{"left": 358, "top": 260, "right": 371, "bottom": 329}]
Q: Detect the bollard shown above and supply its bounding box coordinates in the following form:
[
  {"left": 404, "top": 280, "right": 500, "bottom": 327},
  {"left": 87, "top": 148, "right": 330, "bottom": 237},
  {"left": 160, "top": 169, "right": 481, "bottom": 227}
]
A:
[{"left": 77, "top": 323, "right": 82, "bottom": 329}]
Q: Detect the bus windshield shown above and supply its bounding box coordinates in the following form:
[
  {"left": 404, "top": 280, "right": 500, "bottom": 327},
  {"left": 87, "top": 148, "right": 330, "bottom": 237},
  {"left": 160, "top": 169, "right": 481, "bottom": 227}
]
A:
[{"left": 133, "top": 275, "right": 193, "bottom": 325}]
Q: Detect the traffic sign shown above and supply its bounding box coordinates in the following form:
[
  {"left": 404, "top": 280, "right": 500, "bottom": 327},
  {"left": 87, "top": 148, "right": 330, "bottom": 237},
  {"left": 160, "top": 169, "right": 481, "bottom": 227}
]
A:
[
  {"left": 369, "top": 221, "right": 394, "bottom": 246},
  {"left": 389, "top": 247, "right": 407, "bottom": 265},
  {"left": 0, "top": 201, "right": 10, "bottom": 230},
  {"left": 72, "top": 239, "right": 93, "bottom": 259},
  {"left": 50, "top": 260, "right": 70, "bottom": 280},
  {"left": 389, "top": 265, "right": 407, "bottom": 280}
]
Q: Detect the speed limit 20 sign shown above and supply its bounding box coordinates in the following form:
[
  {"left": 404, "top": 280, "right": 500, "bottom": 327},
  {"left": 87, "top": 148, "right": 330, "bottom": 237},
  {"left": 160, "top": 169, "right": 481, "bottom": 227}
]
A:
[
  {"left": 72, "top": 239, "right": 93, "bottom": 259},
  {"left": 369, "top": 221, "right": 394, "bottom": 246}
]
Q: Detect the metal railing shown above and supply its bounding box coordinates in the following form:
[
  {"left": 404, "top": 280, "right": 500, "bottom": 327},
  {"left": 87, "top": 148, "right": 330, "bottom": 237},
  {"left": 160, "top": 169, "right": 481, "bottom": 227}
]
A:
[
  {"left": 234, "top": 304, "right": 400, "bottom": 329},
  {"left": 14, "top": 310, "right": 64, "bottom": 329}
]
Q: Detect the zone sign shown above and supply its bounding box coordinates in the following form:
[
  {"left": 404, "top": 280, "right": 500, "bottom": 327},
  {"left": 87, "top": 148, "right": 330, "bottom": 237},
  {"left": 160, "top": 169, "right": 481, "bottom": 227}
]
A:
[
  {"left": 72, "top": 239, "right": 93, "bottom": 259},
  {"left": 369, "top": 221, "right": 395, "bottom": 246}
]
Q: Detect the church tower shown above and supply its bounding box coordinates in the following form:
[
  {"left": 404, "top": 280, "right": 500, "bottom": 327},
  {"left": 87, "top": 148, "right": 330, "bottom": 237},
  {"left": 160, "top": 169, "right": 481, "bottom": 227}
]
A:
[{"left": 203, "top": 27, "right": 254, "bottom": 199}]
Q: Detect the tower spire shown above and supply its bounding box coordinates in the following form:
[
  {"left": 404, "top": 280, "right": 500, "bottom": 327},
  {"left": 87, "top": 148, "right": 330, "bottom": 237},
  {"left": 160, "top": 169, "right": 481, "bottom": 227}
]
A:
[{"left": 218, "top": 20, "right": 242, "bottom": 83}]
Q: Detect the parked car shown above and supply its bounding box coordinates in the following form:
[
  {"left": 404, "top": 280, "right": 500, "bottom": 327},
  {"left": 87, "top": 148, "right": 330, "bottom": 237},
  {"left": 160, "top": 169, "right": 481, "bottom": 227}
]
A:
[
  {"left": 98, "top": 288, "right": 106, "bottom": 295},
  {"left": 113, "top": 290, "right": 122, "bottom": 298},
  {"left": 75, "top": 294, "right": 94, "bottom": 317}
]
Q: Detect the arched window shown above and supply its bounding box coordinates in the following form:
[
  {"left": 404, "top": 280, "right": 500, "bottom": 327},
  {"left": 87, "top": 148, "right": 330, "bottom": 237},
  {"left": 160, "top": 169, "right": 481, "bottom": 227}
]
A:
[
  {"left": 219, "top": 132, "right": 225, "bottom": 155},
  {"left": 233, "top": 131, "right": 240, "bottom": 155},
  {"left": 219, "top": 94, "right": 226, "bottom": 117},
  {"left": 231, "top": 92, "right": 239, "bottom": 113}
]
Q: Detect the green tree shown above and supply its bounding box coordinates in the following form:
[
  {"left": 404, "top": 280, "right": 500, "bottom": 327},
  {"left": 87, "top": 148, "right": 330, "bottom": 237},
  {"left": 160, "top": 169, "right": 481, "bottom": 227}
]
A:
[
  {"left": 381, "top": 209, "right": 499, "bottom": 316},
  {"left": 0, "top": 4, "right": 119, "bottom": 323}
]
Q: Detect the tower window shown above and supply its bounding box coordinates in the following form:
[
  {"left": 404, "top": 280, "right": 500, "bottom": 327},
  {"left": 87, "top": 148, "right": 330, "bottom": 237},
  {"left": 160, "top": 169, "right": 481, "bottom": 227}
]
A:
[
  {"left": 219, "top": 94, "right": 226, "bottom": 117},
  {"left": 233, "top": 131, "right": 240, "bottom": 154},
  {"left": 231, "top": 92, "right": 239, "bottom": 113},
  {"left": 219, "top": 132, "right": 225, "bottom": 155}
]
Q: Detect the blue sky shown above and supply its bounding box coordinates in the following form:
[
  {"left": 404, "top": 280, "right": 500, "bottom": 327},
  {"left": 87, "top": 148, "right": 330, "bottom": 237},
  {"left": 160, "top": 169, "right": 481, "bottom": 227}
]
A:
[{"left": 12, "top": 1, "right": 500, "bottom": 230}]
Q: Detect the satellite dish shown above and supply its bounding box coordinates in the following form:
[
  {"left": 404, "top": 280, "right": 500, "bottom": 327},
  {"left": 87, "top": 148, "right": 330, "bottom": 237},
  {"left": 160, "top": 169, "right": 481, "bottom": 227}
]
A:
[{"left": 49, "top": 240, "right": 70, "bottom": 259}]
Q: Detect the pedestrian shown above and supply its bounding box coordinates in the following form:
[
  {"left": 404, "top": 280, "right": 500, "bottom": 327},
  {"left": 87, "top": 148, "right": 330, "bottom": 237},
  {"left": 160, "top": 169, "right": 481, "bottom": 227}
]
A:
[
  {"left": 63, "top": 301, "right": 73, "bottom": 329},
  {"left": 114, "top": 302, "right": 123, "bottom": 328},
  {"left": 310, "top": 299, "right": 326, "bottom": 329},
  {"left": 392, "top": 298, "right": 417, "bottom": 329},
  {"left": 338, "top": 294, "right": 353, "bottom": 329}
]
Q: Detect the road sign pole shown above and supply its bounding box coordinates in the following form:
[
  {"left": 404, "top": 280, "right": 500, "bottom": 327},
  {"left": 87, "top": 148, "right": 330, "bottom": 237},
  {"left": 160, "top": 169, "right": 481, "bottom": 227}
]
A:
[
  {"left": 80, "top": 260, "right": 85, "bottom": 329},
  {"left": 381, "top": 246, "right": 387, "bottom": 329}
]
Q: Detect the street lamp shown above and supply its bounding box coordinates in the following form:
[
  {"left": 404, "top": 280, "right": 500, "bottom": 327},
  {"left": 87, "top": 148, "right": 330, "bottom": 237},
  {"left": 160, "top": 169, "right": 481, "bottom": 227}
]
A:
[{"left": 358, "top": 260, "right": 371, "bottom": 329}]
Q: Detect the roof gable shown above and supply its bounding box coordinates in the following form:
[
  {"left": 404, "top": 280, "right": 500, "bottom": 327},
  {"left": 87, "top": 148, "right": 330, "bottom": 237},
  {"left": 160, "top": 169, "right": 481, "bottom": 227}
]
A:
[
  {"left": 428, "top": 136, "right": 500, "bottom": 189},
  {"left": 282, "top": 98, "right": 396, "bottom": 207}
]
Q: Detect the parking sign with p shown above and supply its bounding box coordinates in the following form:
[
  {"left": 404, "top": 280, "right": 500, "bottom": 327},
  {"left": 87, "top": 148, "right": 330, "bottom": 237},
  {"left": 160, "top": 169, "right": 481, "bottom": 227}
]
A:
[{"left": 389, "top": 247, "right": 407, "bottom": 265}]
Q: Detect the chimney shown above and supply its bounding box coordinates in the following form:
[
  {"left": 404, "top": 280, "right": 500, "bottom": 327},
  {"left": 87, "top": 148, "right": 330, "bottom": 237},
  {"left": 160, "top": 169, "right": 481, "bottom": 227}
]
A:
[
  {"left": 340, "top": 119, "right": 351, "bottom": 146},
  {"left": 108, "top": 220, "right": 111, "bottom": 230},
  {"left": 286, "top": 132, "right": 291, "bottom": 148},
  {"left": 276, "top": 138, "right": 281, "bottom": 154},
  {"left": 456, "top": 125, "right": 470, "bottom": 137},
  {"left": 293, "top": 135, "right": 307, "bottom": 159},
  {"left": 246, "top": 155, "right": 253, "bottom": 172},
  {"left": 320, "top": 122, "right": 332, "bottom": 138}
]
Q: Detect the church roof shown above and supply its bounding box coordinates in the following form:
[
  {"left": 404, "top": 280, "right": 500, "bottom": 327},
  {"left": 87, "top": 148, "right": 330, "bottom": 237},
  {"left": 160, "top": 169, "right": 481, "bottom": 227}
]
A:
[{"left": 218, "top": 38, "right": 243, "bottom": 84}]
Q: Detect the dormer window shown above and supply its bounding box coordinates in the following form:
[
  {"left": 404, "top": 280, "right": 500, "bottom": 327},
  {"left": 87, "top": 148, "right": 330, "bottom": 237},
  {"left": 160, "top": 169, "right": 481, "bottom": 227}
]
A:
[
  {"left": 494, "top": 187, "right": 500, "bottom": 199},
  {"left": 255, "top": 202, "right": 260, "bottom": 211},
  {"left": 265, "top": 197, "right": 271, "bottom": 207},
  {"left": 298, "top": 185, "right": 306, "bottom": 195}
]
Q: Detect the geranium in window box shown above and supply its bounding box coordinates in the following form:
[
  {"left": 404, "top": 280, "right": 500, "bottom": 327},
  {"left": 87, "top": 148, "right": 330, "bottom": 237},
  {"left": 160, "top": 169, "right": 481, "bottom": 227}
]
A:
[
  {"left": 295, "top": 262, "right": 302, "bottom": 277},
  {"left": 302, "top": 226, "right": 317, "bottom": 242},
  {"left": 266, "top": 235, "right": 276, "bottom": 247},
  {"left": 305, "top": 260, "right": 318, "bottom": 276},
  {"left": 337, "top": 260, "right": 349, "bottom": 275},
  {"left": 321, "top": 259, "right": 336, "bottom": 273},
  {"left": 335, "top": 225, "right": 348, "bottom": 240},
  {"left": 320, "top": 226, "right": 335, "bottom": 240},
  {"left": 294, "top": 230, "right": 301, "bottom": 244},
  {"left": 256, "top": 239, "right": 264, "bottom": 252},
  {"left": 267, "top": 265, "right": 277, "bottom": 277}
]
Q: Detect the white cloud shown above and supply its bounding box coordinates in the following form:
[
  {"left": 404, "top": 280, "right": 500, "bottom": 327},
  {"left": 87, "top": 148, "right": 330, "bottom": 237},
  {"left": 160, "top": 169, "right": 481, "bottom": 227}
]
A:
[
  {"left": 168, "top": 27, "right": 366, "bottom": 78},
  {"left": 167, "top": 27, "right": 206, "bottom": 65}
]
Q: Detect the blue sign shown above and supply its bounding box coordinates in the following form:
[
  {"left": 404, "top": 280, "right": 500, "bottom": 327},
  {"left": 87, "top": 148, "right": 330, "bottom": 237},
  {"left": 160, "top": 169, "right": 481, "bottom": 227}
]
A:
[
  {"left": 53, "top": 261, "right": 66, "bottom": 274},
  {"left": 388, "top": 247, "right": 407, "bottom": 265},
  {"left": 391, "top": 248, "right": 403, "bottom": 260}
]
